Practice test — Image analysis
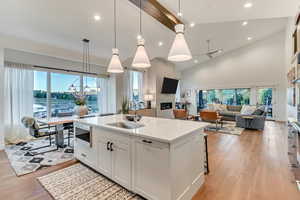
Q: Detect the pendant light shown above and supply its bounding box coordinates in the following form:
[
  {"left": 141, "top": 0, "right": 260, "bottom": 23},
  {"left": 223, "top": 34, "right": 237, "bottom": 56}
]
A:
[
  {"left": 168, "top": 0, "right": 192, "bottom": 62},
  {"left": 107, "top": 0, "right": 124, "bottom": 73},
  {"left": 132, "top": 0, "right": 151, "bottom": 68},
  {"left": 82, "top": 39, "right": 91, "bottom": 93}
]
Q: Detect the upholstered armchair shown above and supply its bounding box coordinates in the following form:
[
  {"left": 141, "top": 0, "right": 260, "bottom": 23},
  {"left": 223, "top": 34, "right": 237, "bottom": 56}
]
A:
[
  {"left": 200, "top": 110, "right": 223, "bottom": 130},
  {"left": 173, "top": 109, "right": 189, "bottom": 120},
  {"left": 236, "top": 114, "right": 266, "bottom": 130}
]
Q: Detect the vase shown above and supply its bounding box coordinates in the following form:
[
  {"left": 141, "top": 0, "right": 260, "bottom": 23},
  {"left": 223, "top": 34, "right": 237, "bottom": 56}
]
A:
[{"left": 75, "top": 105, "right": 89, "bottom": 117}]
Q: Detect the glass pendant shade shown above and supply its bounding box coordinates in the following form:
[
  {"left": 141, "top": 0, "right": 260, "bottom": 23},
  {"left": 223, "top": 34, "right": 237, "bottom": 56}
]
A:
[
  {"left": 132, "top": 38, "right": 151, "bottom": 68},
  {"left": 107, "top": 48, "right": 124, "bottom": 73},
  {"left": 168, "top": 24, "right": 192, "bottom": 62}
]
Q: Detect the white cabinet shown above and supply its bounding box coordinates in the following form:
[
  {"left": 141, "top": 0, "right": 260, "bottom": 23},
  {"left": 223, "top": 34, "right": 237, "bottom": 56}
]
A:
[
  {"left": 132, "top": 138, "right": 171, "bottom": 200},
  {"left": 74, "top": 122, "right": 206, "bottom": 200},
  {"left": 74, "top": 124, "right": 97, "bottom": 169},
  {"left": 97, "top": 137, "right": 112, "bottom": 178},
  {"left": 111, "top": 140, "right": 131, "bottom": 189},
  {"left": 74, "top": 138, "right": 97, "bottom": 168},
  {"left": 96, "top": 131, "right": 131, "bottom": 189}
]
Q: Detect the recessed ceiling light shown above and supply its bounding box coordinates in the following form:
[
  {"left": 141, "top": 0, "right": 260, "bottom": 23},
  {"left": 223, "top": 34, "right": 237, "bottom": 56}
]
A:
[
  {"left": 158, "top": 41, "right": 163, "bottom": 47},
  {"left": 242, "top": 21, "right": 248, "bottom": 26},
  {"left": 94, "top": 15, "right": 101, "bottom": 21},
  {"left": 194, "top": 59, "right": 199, "bottom": 64},
  {"left": 244, "top": 2, "right": 253, "bottom": 8},
  {"left": 189, "top": 22, "right": 195, "bottom": 28},
  {"left": 247, "top": 37, "right": 252, "bottom": 41}
]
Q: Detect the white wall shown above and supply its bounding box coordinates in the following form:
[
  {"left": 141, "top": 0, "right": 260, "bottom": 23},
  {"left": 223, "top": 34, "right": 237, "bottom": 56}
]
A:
[
  {"left": 181, "top": 31, "right": 287, "bottom": 121},
  {"left": 0, "top": 47, "right": 4, "bottom": 150},
  {"left": 4, "top": 49, "right": 108, "bottom": 75},
  {"left": 286, "top": 16, "right": 299, "bottom": 120},
  {"left": 0, "top": 33, "right": 108, "bottom": 68},
  {"left": 148, "top": 58, "right": 180, "bottom": 118}
]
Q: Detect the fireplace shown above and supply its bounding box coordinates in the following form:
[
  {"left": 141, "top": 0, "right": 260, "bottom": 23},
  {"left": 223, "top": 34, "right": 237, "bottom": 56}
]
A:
[{"left": 160, "top": 102, "right": 172, "bottom": 110}]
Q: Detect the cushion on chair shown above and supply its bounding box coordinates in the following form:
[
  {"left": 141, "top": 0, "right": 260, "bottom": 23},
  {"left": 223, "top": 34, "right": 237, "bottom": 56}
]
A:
[
  {"left": 240, "top": 105, "right": 257, "bottom": 115},
  {"left": 207, "top": 104, "right": 215, "bottom": 111},
  {"left": 219, "top": 111, "right": 239, "bottom": 117},
  {"left": 227, "top": 105, "right": 242, "bottom": 112}
]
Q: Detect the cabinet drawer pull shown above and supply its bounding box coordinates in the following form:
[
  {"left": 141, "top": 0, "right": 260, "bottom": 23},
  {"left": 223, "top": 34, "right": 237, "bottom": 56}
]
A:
[
  {"left": 81, "top": 153, "right": 87, "bottom": 157},
  {"left": 110, "top": 142, "right": 114, "bottom": 151},
  {"left": 107, "top": 141, "right": 110, "bottom": 151},
  {"left": 142, "top": 140, "right": 152, "bottom": 144}
]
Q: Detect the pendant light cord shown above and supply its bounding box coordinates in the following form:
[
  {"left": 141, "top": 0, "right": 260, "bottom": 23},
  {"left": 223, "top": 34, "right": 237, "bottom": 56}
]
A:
[
  {"left": 114, "top": 0, "right": 117, "bottom": 48},
  {"left": 139, "top": 0, "right": 142, "bottom": 36},
  {"left": 178, "top": 0, "right": 181, "bottom": 16}
]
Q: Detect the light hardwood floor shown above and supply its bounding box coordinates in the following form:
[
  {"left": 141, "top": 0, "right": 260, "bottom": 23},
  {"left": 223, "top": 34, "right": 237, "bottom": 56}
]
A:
[
  {"left": 0, "top": 121, "right": 299, "bottom": 200},
  {"left": 193, "top": 121, "right": 300, "bottom": 200}
]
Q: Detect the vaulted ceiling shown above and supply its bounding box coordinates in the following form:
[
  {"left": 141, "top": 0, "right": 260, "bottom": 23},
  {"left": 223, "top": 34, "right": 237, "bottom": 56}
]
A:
[{"left": 0, "top": 0, "right": 298, "bottom": 71}]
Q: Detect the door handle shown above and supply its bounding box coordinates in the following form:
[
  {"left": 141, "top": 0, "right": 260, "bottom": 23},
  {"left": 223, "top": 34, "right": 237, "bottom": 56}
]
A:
[
  {"left": 142, "top": 139, "right": 152, "bottom": 144},
  {"left": 110, "top": 142, "right": 114, "bottom": 151},
  {"left": 107, "top": 141, "right": 110, "bottom": 151}
]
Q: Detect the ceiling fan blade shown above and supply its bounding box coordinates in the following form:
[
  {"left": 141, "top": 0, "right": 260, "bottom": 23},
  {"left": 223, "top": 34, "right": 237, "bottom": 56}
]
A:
[
  {"left": 192, "top": 53, "right": 207, "bottom": 57},
  {"left": 206, "top": 53, "right": 213, "bottom": 58},
  {"left": 208, "top": 49, "right": 220, "bottom": 54}
]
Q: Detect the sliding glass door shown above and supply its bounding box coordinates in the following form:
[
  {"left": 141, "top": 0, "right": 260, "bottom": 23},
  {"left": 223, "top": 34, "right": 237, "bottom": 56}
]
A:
[{"left": 256, "top": 87, "right": 274, "bottom": 119}]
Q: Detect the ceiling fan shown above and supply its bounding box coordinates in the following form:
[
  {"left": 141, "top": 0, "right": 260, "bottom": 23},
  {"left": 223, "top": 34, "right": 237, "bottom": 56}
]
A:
[{"left": 196, "top": 40, "right": 223, "bottom": 59}]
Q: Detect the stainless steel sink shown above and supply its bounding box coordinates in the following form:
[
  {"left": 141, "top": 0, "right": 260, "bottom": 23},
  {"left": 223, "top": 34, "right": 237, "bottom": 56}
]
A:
[{"left": 106, "top": 122, "right": 144, "bottom": 129}]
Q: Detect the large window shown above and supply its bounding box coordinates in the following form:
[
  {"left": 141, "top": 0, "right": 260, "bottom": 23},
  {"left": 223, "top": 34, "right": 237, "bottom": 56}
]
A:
[
  {"left": 33, "top": 71, "right": 47, "bottom": 119},
  {"left": 51, "top": 73, "right": 80, "bottom": 117},
  {"left": 197, "top": 88, "right": 250, "bottom": 110},
  {"left": 132, "top": 71, "right": 142, "bottom": 103},
  {"left": 33, "top": 70, "right": 104, "bottom": 119},
  {"left": 84, "top": 76, "right": 99, "bottom": 113}
]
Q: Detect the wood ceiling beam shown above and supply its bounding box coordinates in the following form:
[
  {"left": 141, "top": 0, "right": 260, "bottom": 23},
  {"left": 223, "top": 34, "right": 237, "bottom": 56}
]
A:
[{"left": 128, "top": 0, "right": 183, "bottom": 32}]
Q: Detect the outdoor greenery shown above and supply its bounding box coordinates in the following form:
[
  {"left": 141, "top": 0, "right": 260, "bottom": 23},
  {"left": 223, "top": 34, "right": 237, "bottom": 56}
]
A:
[
  {"left": 257, "top": 88, "right": 272, "bottom": 105},
  {"left": 199, "top": 88, "right": 250, "bottom": 108}
]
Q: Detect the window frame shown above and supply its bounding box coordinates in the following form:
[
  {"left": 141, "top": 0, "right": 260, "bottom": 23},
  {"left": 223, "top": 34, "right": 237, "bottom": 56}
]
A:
[{"left": 33, "top": 70, "right": 100, "bottom": 119}]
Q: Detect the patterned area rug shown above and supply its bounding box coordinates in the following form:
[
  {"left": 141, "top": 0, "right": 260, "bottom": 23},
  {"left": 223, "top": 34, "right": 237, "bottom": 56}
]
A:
[
  {"left": 5, "top": 137, "right": 74, "bottom": 176},
  {"left": 38, "top": 163, "right": 143, "bottom": 200},
  {"left": 205, "top": 121, "right": 244, "bottom": 135}
]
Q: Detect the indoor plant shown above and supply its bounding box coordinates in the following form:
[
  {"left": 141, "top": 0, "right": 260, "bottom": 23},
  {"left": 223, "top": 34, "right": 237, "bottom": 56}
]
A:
[
  {"left": 74, "top": 94, "right": 89, "bottom": 117},
  {"left": 121, "top": 98, "right": 129, "bottom": 114}
]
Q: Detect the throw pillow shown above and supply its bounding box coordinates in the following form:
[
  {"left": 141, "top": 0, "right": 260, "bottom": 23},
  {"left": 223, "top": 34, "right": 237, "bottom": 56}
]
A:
[
  {"left": 207, "top": 104, "right": 215, "bottom": 111},
  {"left": 252, "top": 109, "right": 264, "bottom": 115},
  {"left": 252, "top": 105, "right": 265, "bottom": 115},
  {"left": 240, "top": 105, "right": 257, "bottom": 115},
  {"left": 218, "top": 104, "right": 227, "bottom": 112}
]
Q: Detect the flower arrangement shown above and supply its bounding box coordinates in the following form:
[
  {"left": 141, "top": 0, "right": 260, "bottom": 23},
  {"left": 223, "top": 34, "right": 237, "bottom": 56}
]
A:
[{"left": 74, "top": 94, "right": 87, "bottom": 106}]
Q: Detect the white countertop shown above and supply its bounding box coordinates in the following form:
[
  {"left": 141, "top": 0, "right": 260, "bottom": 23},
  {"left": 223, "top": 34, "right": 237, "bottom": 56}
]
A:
[{"left": 75, "top": 114, "right": 208, "bottom": 143}]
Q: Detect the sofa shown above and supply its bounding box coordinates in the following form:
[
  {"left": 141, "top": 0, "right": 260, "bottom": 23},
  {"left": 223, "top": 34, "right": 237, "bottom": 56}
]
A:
[
  {"left": 236, "top": 108, "right": 266, "bottom": 130},
  {"left": 206, "top": 104, "right": 266, "bottom": 130},
  {"left": 218, "top": 105, "right": 242, "bottom": 121}
]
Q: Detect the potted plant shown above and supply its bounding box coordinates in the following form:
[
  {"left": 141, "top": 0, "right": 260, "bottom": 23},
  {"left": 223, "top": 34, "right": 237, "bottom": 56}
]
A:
[
  {"left": 74, "top": 94, "right": 89, "bottom": 117},
  {"left": 121, "top": 98, "right": 129, "bottom": 114}
]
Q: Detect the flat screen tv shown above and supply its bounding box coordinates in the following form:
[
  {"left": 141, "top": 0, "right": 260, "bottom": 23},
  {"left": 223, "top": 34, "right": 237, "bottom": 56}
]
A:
[{"left": 161, "top": 77, "right": 179, "bottom": 94}]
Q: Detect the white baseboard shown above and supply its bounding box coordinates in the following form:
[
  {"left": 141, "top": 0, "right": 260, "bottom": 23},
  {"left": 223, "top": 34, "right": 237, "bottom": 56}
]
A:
[{"left": 177, "top": 172, "right": 205, "bottom": 200}]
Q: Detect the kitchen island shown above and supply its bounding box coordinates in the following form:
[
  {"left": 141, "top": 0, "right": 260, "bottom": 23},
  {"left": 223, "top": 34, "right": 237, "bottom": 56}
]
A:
[{"left": 74, "top": 115, "right": 208, "bottom": 200}]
